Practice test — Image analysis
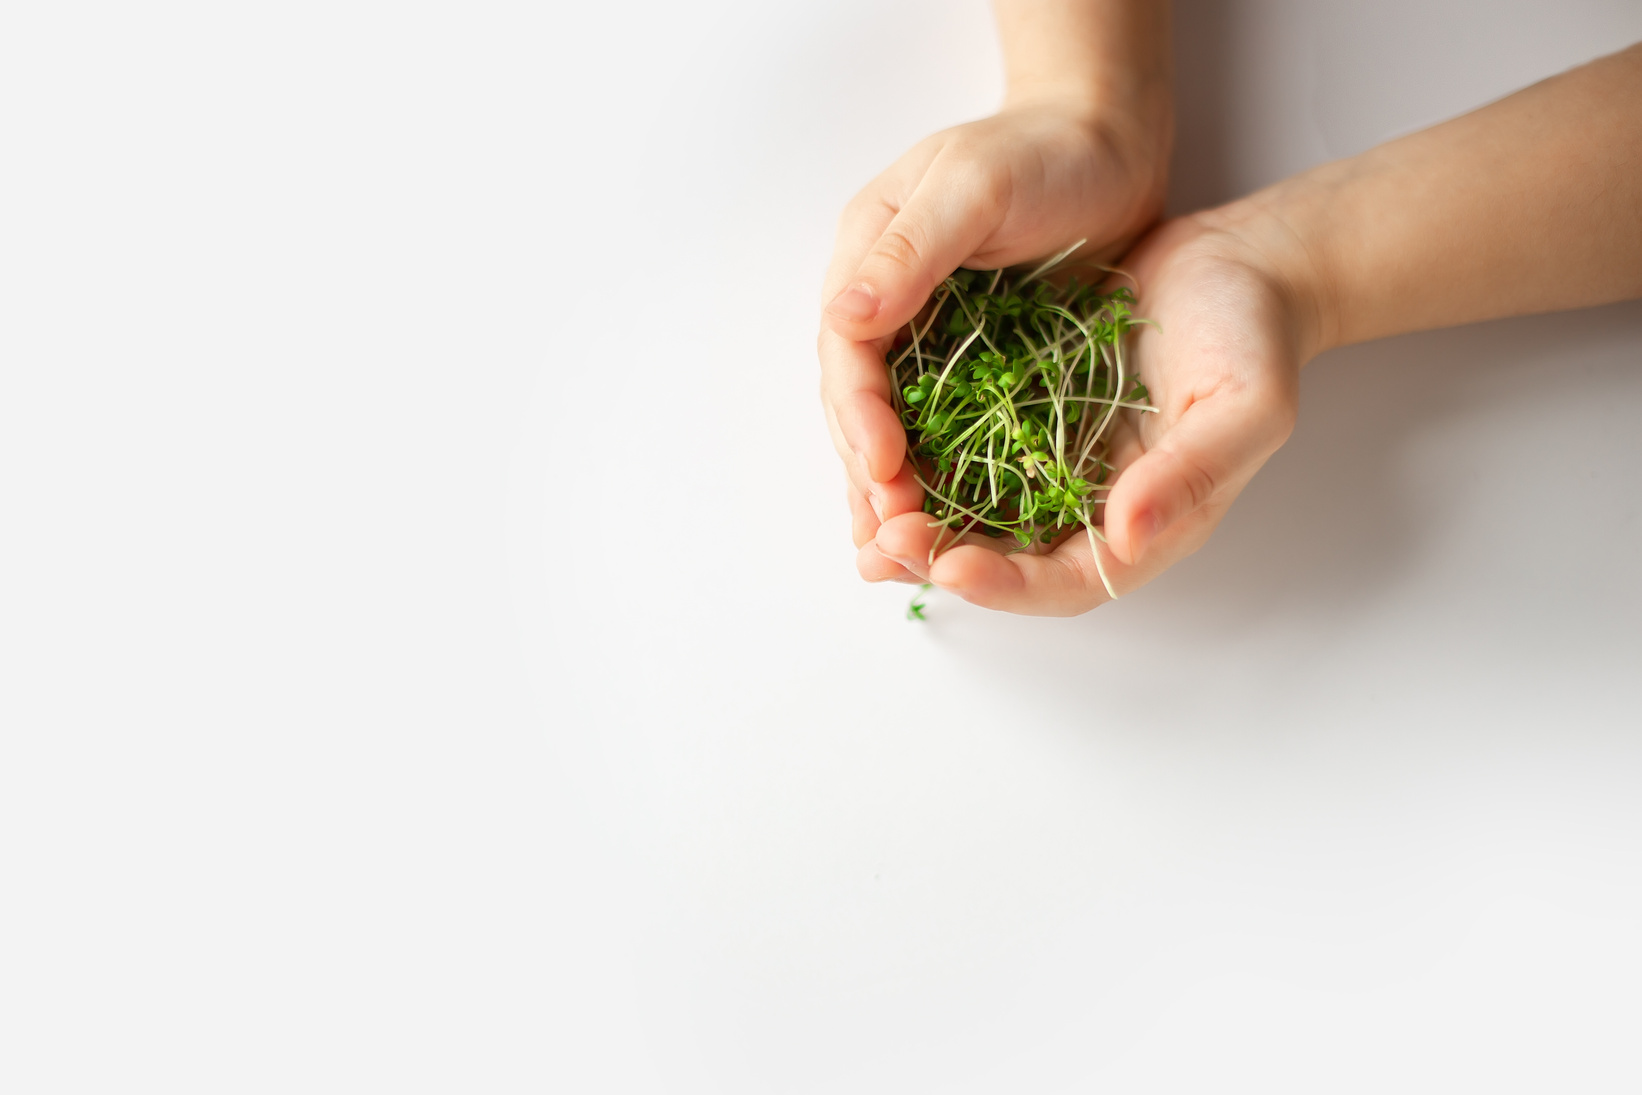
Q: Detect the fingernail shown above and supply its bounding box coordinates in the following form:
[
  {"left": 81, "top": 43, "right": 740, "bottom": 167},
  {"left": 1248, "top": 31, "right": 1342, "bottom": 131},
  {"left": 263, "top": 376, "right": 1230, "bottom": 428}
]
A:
[
  {"left": 868, "top": 488, "right": 886, "bottom": 521},
  {"left": 827, "top": 285, "right": 880, "bottom": 324},
  {"left": 852, "top": 447, "right": 878, "bottom": 490},
  {"left": 872, "top": 542, "right": 913, "bottom": 568}
]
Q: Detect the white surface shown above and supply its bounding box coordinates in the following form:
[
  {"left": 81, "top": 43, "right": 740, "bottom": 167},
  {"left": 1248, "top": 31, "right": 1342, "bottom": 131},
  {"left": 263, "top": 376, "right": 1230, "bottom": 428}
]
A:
[{"left": 3, "top": 1, "right": 1641, "bottom": 1092}]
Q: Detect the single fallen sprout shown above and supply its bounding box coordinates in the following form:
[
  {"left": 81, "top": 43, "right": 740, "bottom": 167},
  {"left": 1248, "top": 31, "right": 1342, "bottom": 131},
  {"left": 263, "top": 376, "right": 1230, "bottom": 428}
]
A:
[{"left": 889, "top": 242, "right": 1156, "bottom": 614}]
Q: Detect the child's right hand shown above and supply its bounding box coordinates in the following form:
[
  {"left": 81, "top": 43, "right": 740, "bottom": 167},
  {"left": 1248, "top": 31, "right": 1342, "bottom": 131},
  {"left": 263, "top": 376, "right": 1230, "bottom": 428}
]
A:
[{"left": 820, "top": 95, "right": 1173, "bottom": 579}]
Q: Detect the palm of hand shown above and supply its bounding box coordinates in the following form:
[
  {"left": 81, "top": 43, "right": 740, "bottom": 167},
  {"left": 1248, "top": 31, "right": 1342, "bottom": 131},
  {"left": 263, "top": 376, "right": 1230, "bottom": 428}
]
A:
[{"left": 860, "top": 216, "right": 1303, "bottom": 615}]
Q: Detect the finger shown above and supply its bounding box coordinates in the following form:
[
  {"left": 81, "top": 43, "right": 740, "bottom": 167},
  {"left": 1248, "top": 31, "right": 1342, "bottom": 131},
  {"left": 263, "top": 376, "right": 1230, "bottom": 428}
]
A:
[
  {"left": 819, "top": 326, "right": 909, "bottom": 487},
  {"left": 1103, "top": 384, "right": 1294, "bottom": 567},
  {"left": 847, "top": 483, "right": 878, "bottom": 548},
  {"left": 933, "top": 540, "right": 1114, "bottom": 617},
  {"left": 867, "top": 511, "right": 938, "bottom": 583},
  {"left": 823, "top": 189, "right": 901, "bottom": 306},
  {"left": 856, "top": 542, "right": 921, "bottom": 584},
  {"left": 842, "top": 463, "right": 922, "bottom": 543},
  {"left": 823, "top": 154, "right": 1009, "bottom": 341},
  {"left": 821, "top": 144, "right": 943, "bottom": 305},
  {"left": 874, "top": 488, "right": 1251, "bottom": 615},
  {"left": 874, "top": 510, "right": 1120, "bottom": 616}
]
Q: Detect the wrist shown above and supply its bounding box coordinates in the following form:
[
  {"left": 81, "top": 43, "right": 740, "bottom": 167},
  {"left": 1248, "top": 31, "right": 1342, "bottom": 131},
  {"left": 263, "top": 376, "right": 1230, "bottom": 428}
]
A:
[
  {"left": 996, "top": 0, "right": 1172, "bottom": 124},
  {"left": 994, "top": 86, "right": 1174, "bottom": 248},
  {"left": 1002, "top": 63, "right": 1172, "bottom": 140},
  {"left": 1197, "top": 174, "right": 1347, "bottom": 365},
  {"left": 1002, "top": 67, "right": 1167, "bottom": 116}
]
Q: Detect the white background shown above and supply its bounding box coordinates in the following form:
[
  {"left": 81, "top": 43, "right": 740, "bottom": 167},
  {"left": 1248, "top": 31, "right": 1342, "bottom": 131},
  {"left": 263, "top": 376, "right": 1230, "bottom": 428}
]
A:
[{"left": 3, "top": 1, "right": 1642, "bottom": 1091}]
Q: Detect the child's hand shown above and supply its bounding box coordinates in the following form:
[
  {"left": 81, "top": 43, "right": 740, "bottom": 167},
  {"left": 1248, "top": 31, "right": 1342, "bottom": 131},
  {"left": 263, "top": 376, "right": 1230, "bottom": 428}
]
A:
[
  {"left": 820, "top": 0, "right": 1173, "bottom": 579},
  {"left": 863, "top": 206, "right": 1314, "bottom": 613},
  {"left": 823, "top": 97, "right": 1171, "bottom": 576}
]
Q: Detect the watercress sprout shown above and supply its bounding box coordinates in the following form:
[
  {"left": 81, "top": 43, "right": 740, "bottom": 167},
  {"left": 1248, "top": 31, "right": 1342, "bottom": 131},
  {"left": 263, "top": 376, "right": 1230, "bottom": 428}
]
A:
[{"left": 887, "top": 241, "right": 1157, "bottom": 614}]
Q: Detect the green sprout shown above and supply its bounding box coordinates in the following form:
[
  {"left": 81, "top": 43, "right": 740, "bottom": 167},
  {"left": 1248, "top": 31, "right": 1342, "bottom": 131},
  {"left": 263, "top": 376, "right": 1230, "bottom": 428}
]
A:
[
  {"left": 886, "top": 241, "right": 1157, "bottom": 603},
  {"left": 906, "top": 582, "right": 932, "bottom": 621}
]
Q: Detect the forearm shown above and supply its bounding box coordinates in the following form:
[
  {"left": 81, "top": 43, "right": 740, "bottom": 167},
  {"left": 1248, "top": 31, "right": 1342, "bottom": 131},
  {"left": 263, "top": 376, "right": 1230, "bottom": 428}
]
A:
[
  {"left": 995, "top": 0, "right": 1172, "bottom": 124},
  {"left": 1239, "top": 42, "right": 1642, "bottom": 358}
]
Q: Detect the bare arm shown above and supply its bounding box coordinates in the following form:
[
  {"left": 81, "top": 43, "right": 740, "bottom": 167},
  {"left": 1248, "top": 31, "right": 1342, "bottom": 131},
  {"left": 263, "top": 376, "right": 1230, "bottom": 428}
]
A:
[
  {"left": 993, "top": 0, "right": 1172, "bottom": 123},
  {"left": 1250, "top": 42, "right": 1642, "bottom": 359}
]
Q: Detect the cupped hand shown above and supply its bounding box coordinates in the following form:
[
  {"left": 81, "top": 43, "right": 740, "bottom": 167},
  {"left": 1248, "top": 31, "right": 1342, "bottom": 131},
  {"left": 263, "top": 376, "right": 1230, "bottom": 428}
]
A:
[
  {"left": 864, "top": 205, "right": 1322, "bottom": 615},
  {"left": 820, "top": 99, "right": 1171, "bottom": 579}
]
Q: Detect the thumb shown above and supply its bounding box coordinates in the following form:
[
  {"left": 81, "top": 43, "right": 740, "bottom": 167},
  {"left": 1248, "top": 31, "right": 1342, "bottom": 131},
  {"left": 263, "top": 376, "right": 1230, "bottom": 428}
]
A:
[
  {"left": 1103, "top": 388, "right": 1294, "bottom": 566},
  {"left": 824, "top": 165, "right": 1008, "bottom": 340}
]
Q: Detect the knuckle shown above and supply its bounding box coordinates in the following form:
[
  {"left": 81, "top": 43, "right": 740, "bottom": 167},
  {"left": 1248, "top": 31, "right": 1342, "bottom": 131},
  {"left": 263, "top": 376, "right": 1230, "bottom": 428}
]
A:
[
  {"left": 1062, "top": 551, "right": 1114, "bottom": 609},
  {"left": 1058, "top": 550, "right": 1097, "bottom": 595},
  {"left": 1171, "top": 448, "right": 1222, "bottom": 512},
  {"left": 841, "top": 188, "right": 890, "bottom": 226},
  {"left": 941, "top": 154, "right": 1012, "bottom": 217},
  {"left": 869, "top": 224, "right": 925, "bottom": 276}
]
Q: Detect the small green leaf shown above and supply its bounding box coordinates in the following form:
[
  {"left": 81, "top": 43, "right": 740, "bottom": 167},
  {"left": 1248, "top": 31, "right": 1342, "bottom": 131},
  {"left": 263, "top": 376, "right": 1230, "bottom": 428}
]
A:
[{"left": 906, "top": 583, "right": 933, "bottom": 622}]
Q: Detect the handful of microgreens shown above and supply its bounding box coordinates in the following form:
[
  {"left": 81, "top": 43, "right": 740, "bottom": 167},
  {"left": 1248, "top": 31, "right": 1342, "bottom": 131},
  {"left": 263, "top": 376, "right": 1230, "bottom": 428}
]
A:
[{"left": 888, "top": 242, "right": 1156, "bottom": 611}]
